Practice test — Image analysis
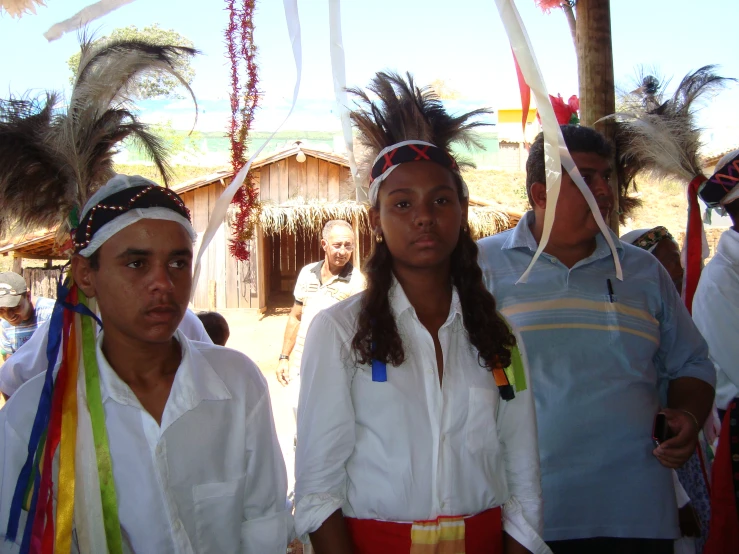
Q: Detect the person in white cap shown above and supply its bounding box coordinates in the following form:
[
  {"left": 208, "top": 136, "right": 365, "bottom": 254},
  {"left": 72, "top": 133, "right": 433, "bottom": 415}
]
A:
[
  {"left": 0, "top": 271, "right": 55, "bottom": 362},
  {"left": 0, "top": 175, "right": 292, "bottom": 553}
]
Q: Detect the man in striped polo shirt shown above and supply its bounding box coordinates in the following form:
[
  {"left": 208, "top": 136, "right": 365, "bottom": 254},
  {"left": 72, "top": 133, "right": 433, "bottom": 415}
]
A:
[{"left": 478, "top": 125, "right": 715, "bottom": 554}]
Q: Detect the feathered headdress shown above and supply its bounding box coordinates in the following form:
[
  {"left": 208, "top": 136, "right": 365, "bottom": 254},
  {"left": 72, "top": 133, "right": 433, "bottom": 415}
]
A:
[
  {"left": 604, "top": 65, "right": 735, "bottom": 311},
  {"left": 347, "top": 71, "right": 491, "bottom": 204},
  {"left": 0, "top": 36, "right": 197, "bottom": 554},
  {"left": 0, "top": 36, "right": 197, "bottom": 250}
]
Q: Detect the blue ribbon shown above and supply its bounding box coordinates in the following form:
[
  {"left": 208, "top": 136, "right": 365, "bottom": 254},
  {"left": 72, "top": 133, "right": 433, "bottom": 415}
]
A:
[
  {"left": 6, "top": 279, "right": 68, "bottom": 544},
  {"left": 6, "top": 276, "right": 103, "bottom": 547},
  {"left": 371, "top": 359, "right": 387, "bottom": 383}
]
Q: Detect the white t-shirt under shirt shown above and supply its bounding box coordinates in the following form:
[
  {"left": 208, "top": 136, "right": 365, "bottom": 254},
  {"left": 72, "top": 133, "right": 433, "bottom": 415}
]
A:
[{"left": 294, "top": 279, "right": 548, "bottom": 554}]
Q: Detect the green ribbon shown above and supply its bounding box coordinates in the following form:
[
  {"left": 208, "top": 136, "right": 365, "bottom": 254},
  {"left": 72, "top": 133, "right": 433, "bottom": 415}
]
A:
[
  {"left": 503, "top": 345, "right": 527, "bottom": 393},
  {"left": 80, "top": 292, "right": 123, "bottom": 554}
]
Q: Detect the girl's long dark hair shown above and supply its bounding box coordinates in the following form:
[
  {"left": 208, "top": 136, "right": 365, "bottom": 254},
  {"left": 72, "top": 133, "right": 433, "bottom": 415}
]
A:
[
  {"left": 351, "top": 213, "right": 517, "bottom": 371},
  {"left": 349, "top": 71, "right": 516, "bottom": 371}
]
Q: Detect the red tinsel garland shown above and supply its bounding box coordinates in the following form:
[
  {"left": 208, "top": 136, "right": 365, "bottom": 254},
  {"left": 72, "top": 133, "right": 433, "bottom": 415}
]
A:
[{"left": 226, "top": 0, "right": 260, "bottom": 261}]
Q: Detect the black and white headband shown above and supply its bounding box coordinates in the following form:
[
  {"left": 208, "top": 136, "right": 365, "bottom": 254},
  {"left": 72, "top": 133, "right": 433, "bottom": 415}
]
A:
[{"left": 74, "top": 175, "right": 195, "bottom": 257}]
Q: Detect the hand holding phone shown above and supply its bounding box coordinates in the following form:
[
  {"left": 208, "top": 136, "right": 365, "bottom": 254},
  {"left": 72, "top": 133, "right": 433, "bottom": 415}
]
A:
[{"left": 652, "top": 412, "right": 674, "bottom": 447}]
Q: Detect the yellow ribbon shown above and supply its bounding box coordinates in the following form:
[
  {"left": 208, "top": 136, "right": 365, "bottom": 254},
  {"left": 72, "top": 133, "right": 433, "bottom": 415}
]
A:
[{"left": 55, "top": 312, "right": 79, "bottom": 552}]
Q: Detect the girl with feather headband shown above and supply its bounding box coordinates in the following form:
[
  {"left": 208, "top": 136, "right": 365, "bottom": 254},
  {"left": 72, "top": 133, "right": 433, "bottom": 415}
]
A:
[
  {"left": 0, "top": 38, "right": 292, "bottom": 553},
  {"left": 294, "top": 72, "right": 548, "bottom": 554}
]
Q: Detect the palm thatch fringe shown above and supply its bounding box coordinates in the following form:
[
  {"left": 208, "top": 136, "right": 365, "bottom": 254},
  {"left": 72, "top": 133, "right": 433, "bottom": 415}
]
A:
[{"left": 255, "top": 198, "right": 513, "bottom": 239}]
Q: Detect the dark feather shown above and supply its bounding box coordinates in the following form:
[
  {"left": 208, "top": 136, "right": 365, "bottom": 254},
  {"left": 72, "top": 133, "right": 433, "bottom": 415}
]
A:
[
  {"left": 0, "top": 36, "right": 198, "bottom": 241},
  {"left": 348, "top": 71, "right": 492, "bottom": 182},
  {"left": 605, "top": 65, "right": 735, "bottom": 222}
]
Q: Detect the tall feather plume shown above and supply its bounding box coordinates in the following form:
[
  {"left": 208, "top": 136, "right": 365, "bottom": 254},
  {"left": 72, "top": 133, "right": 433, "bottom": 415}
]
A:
[
  {"left": 0, "top": 36, "right": 198, "bottom": 243},
  {"left": 604, "top": 65, "right": 735, "bottom": 222},
  {"left": 347, "top": 71, "right": 492, "bottom": 182}
]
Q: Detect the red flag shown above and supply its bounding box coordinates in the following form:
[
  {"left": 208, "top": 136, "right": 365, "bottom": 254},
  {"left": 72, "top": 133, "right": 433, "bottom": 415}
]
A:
[{"left": 512, "top": 51, "right": 530, "bottom": 139}]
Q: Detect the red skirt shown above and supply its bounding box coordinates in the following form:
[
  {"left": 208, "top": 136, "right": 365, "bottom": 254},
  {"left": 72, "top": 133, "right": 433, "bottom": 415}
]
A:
[
  {"left": 704, "top": 402, "right": 739, "bottom": 554},
  {"left": 344, "top": 507, "right": 503, "bottom": 554}
]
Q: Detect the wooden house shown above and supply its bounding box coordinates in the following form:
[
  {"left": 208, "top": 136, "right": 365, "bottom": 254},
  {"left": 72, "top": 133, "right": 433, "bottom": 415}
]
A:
[{"left": 0, "top": 145, "right": 520, "bottom": 310}]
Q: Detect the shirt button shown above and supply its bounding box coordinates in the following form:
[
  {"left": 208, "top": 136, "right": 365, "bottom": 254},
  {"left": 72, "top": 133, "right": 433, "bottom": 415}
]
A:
[{"left": 173, "top": 519, "right": 182, "bottom": 531}]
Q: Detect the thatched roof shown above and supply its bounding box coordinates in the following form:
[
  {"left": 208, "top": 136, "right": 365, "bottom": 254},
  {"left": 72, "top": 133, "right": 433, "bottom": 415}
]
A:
[{"left": 257, "top": 198, "right": 519, "bottom": 239}]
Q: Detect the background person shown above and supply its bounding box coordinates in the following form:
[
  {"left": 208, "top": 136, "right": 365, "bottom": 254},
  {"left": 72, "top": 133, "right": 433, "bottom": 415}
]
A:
[
  {"left": 275, "top": 219, "right": 365, "bottom": 395},
  {"left": 197, "top": 310, "right": 230, "bottom": 346},
  {"left": 0, "top": 271, "right": 55, "bottom": 361},
  {"left": 691, "top": 149, "right": 739, "bottom": 553}
]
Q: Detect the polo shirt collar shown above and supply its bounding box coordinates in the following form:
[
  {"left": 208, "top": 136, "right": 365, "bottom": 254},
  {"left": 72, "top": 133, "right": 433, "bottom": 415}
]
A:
[
  {"left": 503, "top": 210, "right": 624, "bottom": 263},
  {"left": 97, "top": 329, "right": 231, "bottom": 428},
  {"left": 310, "top": 260, "right": 354, "bottom": 284}
]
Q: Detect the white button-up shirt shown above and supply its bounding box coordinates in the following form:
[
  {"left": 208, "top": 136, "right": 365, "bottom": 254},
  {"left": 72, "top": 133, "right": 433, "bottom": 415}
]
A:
[
  {"left": 693, "top": 228, "right": 739, "bottom": 409},
  {"left": 0, "top": 309, "right": 212, "bottom": 397},
  {"left": 294, "top": 280, "right": 548, "bottom": 553},
  {"left": 0, "top": 330, "right": 292, "bottom": 553}
]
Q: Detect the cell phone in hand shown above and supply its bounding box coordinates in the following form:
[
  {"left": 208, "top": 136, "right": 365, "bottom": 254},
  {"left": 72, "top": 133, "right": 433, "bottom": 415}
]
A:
[{"left": 652, "top": 412, "right": 673, "bottom": 447}]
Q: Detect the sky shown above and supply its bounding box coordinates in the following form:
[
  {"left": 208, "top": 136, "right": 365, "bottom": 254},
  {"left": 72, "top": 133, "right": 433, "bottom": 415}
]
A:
[{"left": 1, "top": 0, "right": 737, "bottom": 152}]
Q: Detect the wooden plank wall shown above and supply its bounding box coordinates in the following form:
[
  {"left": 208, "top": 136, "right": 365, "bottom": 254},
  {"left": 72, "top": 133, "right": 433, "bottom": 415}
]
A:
[
  {"left": 257, "top": 154, "right": 351, "bottom": 202},
  {"left": 178, "top": 155, "right": 353, "bottom": 310},
  {"left": 23, "top": 267, "right": 64, "bottom": 300},
  {"left": 181, "top": 181, "right": 258, "bottom": 311}
]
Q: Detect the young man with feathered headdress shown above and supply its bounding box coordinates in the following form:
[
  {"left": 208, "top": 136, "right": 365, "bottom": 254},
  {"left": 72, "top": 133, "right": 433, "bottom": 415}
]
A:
[
  {"left": 0, "top": 38, "right": 292, "bottom": 553},
  {"left": 477, "top": 124, "right": 715, "bottom": 554},
  {"left": 294, "top": 72, "right": 548, "bottom": 554}
]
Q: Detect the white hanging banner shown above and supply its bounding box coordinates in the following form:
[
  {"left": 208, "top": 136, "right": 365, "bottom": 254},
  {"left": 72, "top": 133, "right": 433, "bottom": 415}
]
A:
[
  {"left": 494, "top": 0, "right": 622, "bottom": 283},
  {"left": 328, "top": 0, "right": 363, "bottom": 201},
  {"left": 44, "top": 0, "right": 137, "bottom": 41},
  {"left": 192, "top": 0, "right": 303, "bottom": 295}
]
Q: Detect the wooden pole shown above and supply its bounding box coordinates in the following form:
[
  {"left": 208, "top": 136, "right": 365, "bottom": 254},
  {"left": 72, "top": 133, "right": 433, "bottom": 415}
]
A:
[
  {"left": 576, "top": 0, "right": 619, "bottom": 231},
  {"left": 11, "top": 255, "right": 22, "bottom": 274}
]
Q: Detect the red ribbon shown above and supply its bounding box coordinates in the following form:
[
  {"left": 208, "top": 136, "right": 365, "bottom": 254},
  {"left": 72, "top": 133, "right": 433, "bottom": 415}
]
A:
[
  {"left": 683, "top": 175, "right": 707, "bottom": 314},
  {"left": 512, "top": 51, "right": 530, "bottom": 139}
]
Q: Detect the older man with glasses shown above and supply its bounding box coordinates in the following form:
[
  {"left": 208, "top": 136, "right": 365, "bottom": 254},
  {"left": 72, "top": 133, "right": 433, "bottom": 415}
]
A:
[{"left": 276, "top": 219, "right": 365, "bottom": 389}]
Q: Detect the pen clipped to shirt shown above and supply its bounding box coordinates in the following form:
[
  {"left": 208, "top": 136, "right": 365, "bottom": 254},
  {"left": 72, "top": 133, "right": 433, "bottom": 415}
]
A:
[{"left": 606, "top": 279, "right": 615, "bottom": 303}]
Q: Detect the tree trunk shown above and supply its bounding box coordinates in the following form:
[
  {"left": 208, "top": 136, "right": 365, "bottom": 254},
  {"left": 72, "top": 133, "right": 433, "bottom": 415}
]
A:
[{"left": 576, "top": 0, "right": 619, "bottom": 231}]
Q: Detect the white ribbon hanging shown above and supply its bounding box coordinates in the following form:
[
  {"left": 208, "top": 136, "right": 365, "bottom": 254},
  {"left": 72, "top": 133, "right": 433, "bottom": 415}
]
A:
[
  {"left": 192, "top": 0, "right": 303, "bottom": 295},
  {"left": 494, "top": 0, "right": 622, "bottom": 283},
  {"left": 44, "top": 0, "right": 137, "bottom": 41},
  {"left": 328, "top": 0, "right": 363, "bottom": 201}
]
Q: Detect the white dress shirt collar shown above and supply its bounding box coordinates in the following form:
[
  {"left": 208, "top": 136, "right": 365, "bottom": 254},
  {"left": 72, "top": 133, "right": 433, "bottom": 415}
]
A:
[
  {"left": 96, "top": 329, "right": 232, "bottom": 430},
  {"left": 388, "top": 275, "right": 463, "bottom": 324}
]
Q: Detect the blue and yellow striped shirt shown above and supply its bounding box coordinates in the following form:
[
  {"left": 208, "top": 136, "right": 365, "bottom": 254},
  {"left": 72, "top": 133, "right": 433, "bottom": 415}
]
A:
[{"left": 478, "top": 211, "right": 714, "bottom": 541}]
